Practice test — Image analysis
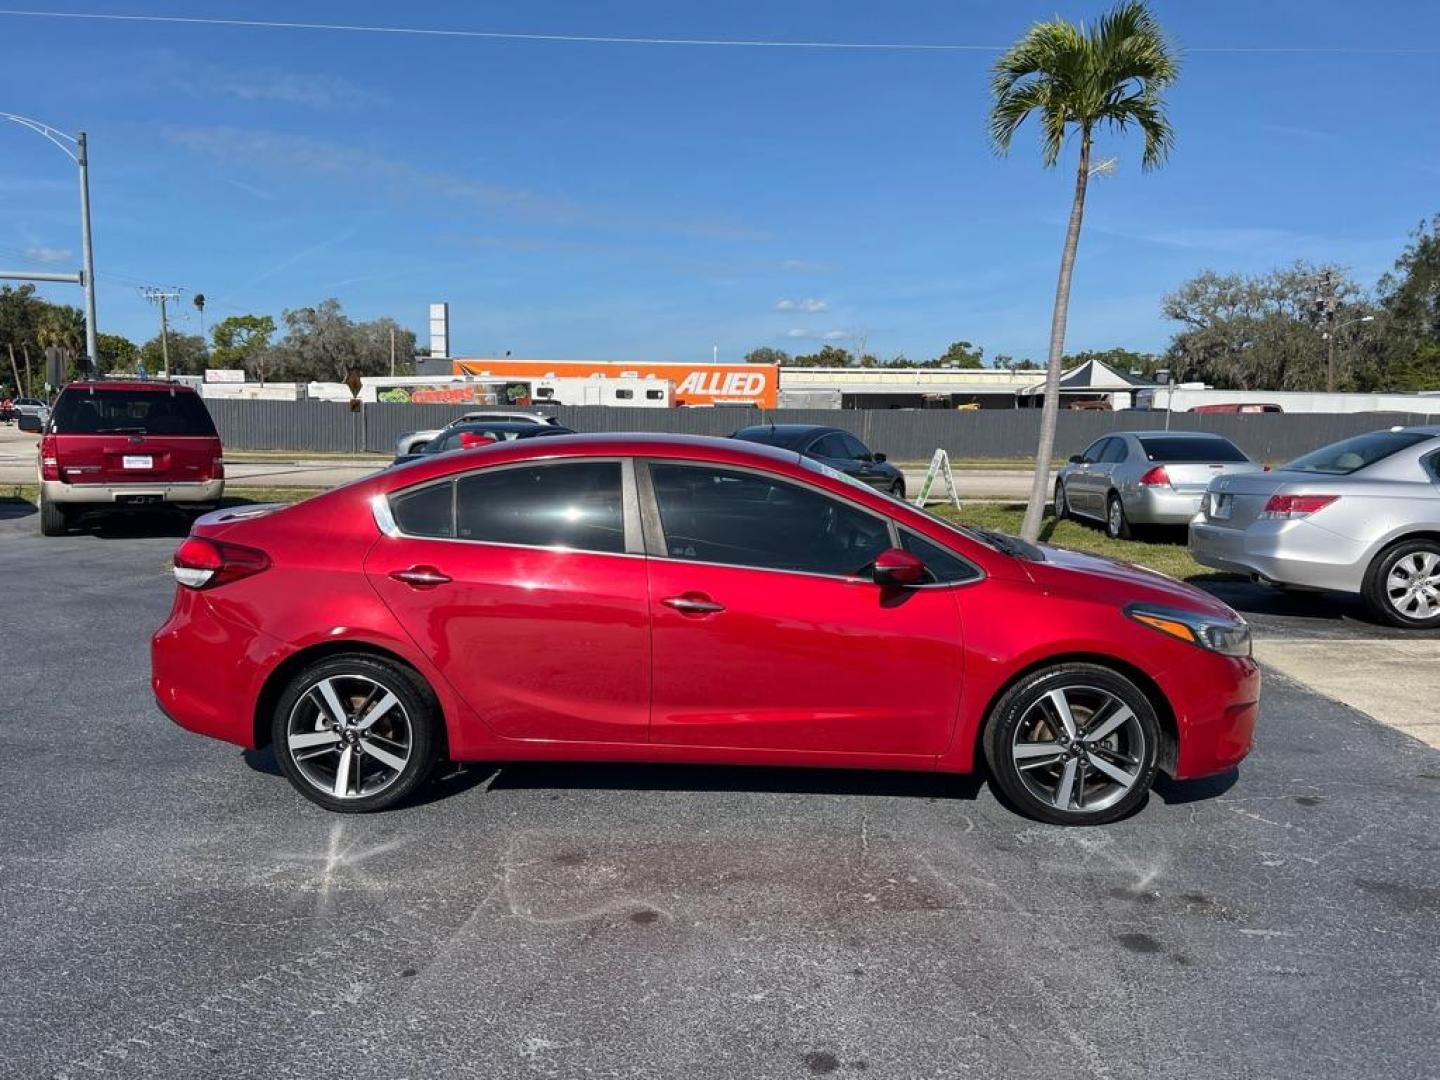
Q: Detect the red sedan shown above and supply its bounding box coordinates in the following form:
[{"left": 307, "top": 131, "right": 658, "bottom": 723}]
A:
[{"left": 152, "top": 434, "right": 1259, "bottom": 825}]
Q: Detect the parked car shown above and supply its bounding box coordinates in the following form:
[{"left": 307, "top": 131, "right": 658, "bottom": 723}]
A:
[
  {"left": 14, "top": 397, "right": 49, "bottom": 427},
  {"left": 1190, "top": 403, "right": 1283, "bottom": 414},
  {"left": 731, "top": 424, "right": 906, "bottom": 498},
  {"left": 153, "top": 433, "right": 1259, "bottom": 825},
  {"left": 1190, "top": 426, "right": 1440, "bottom": 628},
  {"left": 394, "top": 410, "right": 559, "bottom": 458},
  {"left": 1055, "top": 431, "right": 1263, "bottom": 539},
  {"left": 391, "top": 421, "right": 576, "bottom": 465},
  {"left": 37, "top": 381, "right": 224, "bottom": 536}
]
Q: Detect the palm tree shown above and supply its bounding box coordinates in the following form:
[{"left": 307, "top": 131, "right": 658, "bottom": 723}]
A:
[{"left": 990, "top": 1, "right": 1179, "bottom": 541}]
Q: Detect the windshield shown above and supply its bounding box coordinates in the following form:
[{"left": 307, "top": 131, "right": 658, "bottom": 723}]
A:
[
  {"left": 1281, "top": 430, "right": 1431, "bottom": 475},
  {"left": 50, "top": 388, "right": 217, "bottom": 436},
  {"left": 1138, "top": 436, "right": 1249, "bottom": 463}
]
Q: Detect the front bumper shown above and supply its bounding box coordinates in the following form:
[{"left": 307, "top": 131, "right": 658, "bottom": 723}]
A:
[
  {"left": 1155, "top": 651, "right": 1262, "bottom": 779},
  {"left": 1189, "top": 517, "right": 1368, "bottom": 593},
  {"left": 43, "top": 477, "right": 225, "bottom": 506}
]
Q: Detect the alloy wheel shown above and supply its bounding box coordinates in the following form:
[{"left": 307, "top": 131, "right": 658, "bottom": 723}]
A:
[
  {"left": 1107, "top": 498, "right": 1124, "bottom": 538},
  {"left": 1386, "top": 550, "right": 1440, "bottom": 621},
  {"left": 285, "top": 673, "right": 414, "bottom": 800},
  {"left": 1010, "top": 685, "right": 1145, "bottom": 814}
]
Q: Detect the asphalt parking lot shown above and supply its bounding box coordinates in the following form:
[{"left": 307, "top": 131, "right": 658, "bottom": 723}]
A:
[{"left": 3, "top": 505, "right": 1438, "bottom": 1080}]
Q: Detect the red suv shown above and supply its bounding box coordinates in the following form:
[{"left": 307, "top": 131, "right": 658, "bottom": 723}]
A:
[{"left": 38, "top": 381, "right": 224, "bottom": 535}]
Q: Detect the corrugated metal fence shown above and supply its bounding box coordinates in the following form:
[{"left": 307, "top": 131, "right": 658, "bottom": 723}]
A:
[{"left": 204, "top": 399, "right": 1438, "bottom": 462}]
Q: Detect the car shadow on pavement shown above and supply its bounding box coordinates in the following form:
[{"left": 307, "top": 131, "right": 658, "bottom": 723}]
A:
[
  {"left": 0, "top": 496, "right": 35, "bottom": 521},
  {"left": 1152, "top": 768, "right": 1239, "bottom": 805}
]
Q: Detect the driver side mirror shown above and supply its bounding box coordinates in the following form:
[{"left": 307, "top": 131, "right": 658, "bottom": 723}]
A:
[
  {"left": 873, "top": 547, "right": 926, "bottom": 587},
  {"left": 1068, "top": 454, "right": 1084, "bottom": 464},
  {"left": 871, "top": 452, "right": 887, "bottom": 463}
]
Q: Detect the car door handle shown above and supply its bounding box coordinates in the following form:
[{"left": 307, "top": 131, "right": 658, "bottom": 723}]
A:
[
  {"left": 390, "top": 565, "right": 452, "bottom": 589},
  {"left": 662, "top": 594, "right": 725, "bottom": 616}
]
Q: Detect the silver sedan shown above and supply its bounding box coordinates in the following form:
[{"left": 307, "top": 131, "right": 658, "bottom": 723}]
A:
[
  {"left": 1055, "top": 431, "right": 1262, "bottom": 539},
  {"left": 1190, "top": 426, "right": 1440, "bottom": 629}
]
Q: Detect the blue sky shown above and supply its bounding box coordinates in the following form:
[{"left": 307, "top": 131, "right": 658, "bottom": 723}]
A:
[{"left": 2, "top": 1, "right": 1438, "bottom": 365}]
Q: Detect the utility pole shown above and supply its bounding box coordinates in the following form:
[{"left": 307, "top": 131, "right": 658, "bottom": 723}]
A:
[
  {"left": 22, "top": 344, "right": 33, "bottom": 397},
  {"left": 1314, "top": 269, "right": 1339, "bottom": 394},
  {"left": 7, "top": 344, "right": 21, "bottom": 397},
  {"left": 77, "top": 132, "right": 98, "bottom": 375},
  {"left": 142, "top": 287, "right": 181, "bottom": 378},
  {"left": 389, "top": 326, "right": 396, "bottom": 377}
]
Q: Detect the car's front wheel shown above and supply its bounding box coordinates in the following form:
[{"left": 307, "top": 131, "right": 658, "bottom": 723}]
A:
[
  {"left": 1363, "top": 539, "right": 1440, "bottom": 630},
  {"left": 982, "top": 663, "right": 1161, "bottom": 825},
  {"left": 272, "top": 654, "right": 441, "bottom": 812}
]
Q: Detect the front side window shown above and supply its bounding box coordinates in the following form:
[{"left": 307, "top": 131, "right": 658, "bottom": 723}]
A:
[
  {"left": 1080, "top": 439, "right": 1109, "bottom": 463},
  {"left": 839, "top": 433, "right": 872, "bottom": 461},
  {"left": 1100, "top": 438, "right": 1130, "bottom": 464},
  {"left": 649, "top": 464, "right": 891, "bottom": 577},
  {"left": 900, "top": 528, "right": 981, "bottom": 585},
  {"left": 808, "top": 433, "right": 849, "bottom": 459},
  {"left": 455, "top": 462, "right": 625, "bottom": 553}
]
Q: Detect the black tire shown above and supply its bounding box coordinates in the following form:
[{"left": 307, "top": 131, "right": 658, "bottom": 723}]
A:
[
  {"left": 889, "top": 479, "right": 906, "bottom": 500},
  {"left": 38, "top": 494, "right": 69, "bottom": 537},
  {"left": 1053, "top": 481, "right": 1069, "bottom": 520},
  {"left": 272, "top": 654, "right": 441, "bottom": 813},
  {"left": 1361, "top": 538, "right": 1440, "bottom": 630},
  {"left": 1105, "top": 493, "right": 1131, "bottom": 540},
  {"left": 982, "top": 663, "right": 1161, "bottom": 826}
]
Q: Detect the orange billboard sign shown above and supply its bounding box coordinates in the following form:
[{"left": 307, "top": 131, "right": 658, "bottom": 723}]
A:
[{"left": 451, "top": 358, "right": 778, "bottom": 408}]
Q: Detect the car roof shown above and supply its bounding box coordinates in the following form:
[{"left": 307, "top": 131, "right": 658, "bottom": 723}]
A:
[
  {"left": 60, "top": 380, "right": 199, "bottom": 394},
  {"left": 732, "top": 423, "right": 841, "bottom": 448},
  {"left": 448, "top": 420, "right": 567, "bottom": 433},
  {"left": 1122, "top": 430, "right": 1233, "bottom": 439}
]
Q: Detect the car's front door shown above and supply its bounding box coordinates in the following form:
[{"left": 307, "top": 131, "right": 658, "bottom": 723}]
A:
[
  {"left": 641, "top": 461, "right": 965, "bottom": 757},
  {"left": 365, "top": 459, "right": 651, "bottom": 744},
  {"left": 1071, "top": 437, "right": 1111, "bottom": 515}
]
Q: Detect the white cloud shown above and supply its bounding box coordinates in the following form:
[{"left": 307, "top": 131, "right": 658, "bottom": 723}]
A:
[
  {"left": 24, "top": 246, "right": 72, "bottom": 264},
  {"left": 779, "top": 258, "right": 833, "bottom": 273},
  {"left": 785, "top": 328, "right": 849, "bottom": 341},
  {"left": 775, "top": 297, "right": 829, "bottom": 313}
]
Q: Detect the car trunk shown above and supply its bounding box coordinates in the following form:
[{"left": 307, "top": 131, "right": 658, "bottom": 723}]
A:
[
  {"left": 1160, "top": 461, "right": 1262, "bottom": 494},
  {"left": 1198, "top": 470, "right": 1288, "bottom": 529},
  {"left": 56, "top": 433, "right": 220, "bottom": 485}
]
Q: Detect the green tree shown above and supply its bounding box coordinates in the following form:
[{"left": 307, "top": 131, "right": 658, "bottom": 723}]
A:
[
  {"left": 790, "top": 344, "right": 855, "bottom": 367},
  {"left": 1372, "top": 215, "right": 1440, "bottom": 392},
  {"left": 263, "top": 299, "right": 417, "bottom": 383},
  {"left": 97, "top": 332, "right": 139, "bottom": 373},
  {"left": 933, "top": 340, "right": 984, "bottom": 368},
  {"left": 140, "top": 332, "right": 208, "bottom": 376},
  {"left": 36, "top": 305, "right": 87, "bottom": 383},
  {"left": 211, "top": 314, "right": 277, "bottom": 378},
  {"left": 990, "top": 0, "right": 1179, "bottom": 541},
  {"left": 1062, "top": 346, "right": 1162, "bottom": 378},
  {"left": 744, "top": 346, "right": 790, "bottom": 365}
]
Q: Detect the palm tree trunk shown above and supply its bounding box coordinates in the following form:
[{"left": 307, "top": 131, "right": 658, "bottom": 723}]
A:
[{"left": 1020, "top": 131, "right": 1092, "bottom": 542}]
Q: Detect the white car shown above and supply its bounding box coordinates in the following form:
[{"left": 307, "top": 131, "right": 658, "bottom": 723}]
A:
[{"left": 393, "top": 410, "right": 559, "bottom": 457}]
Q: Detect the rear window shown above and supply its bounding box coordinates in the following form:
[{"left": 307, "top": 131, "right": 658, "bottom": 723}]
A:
[
  {"left": 1282, "top": 430, "right": 1432, "bottom": 475},
  {"left": 51, "top": 388, "right": 217, "bottom": 436},
  {"left": 1137, "top": 436, "right": 1248, "bottom": 463}
]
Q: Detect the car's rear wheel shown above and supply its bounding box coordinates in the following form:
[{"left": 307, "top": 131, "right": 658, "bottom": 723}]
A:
[
  {"left": 1053, "top": 481, "right": 1069, "bottom": 520},
  {"left": 272, "top": 654, "right": 440, "bottom": 812},
  {"left": 1363, "top": 539, "right": 1440, "bottom": 630},
  {"left": 38, "top": 493, "right": 69, "bottom": 537},
  {"left": 1105, "top": 493, "right": 1131, "bottom": 540},
  {"left": 983, "top": 663, "right": 1160, "bottom": 825}
]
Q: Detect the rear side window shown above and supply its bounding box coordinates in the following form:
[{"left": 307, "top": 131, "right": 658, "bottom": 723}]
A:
[
  {"left": 455, "top": 462, "right": 625, "bottom": 553},
  {"left": 650, "top": 464, "right": 891, "bottom": 577},
  {"left": 1100, "top": 438, "right": 1130, "bottom": 463},
  {"left": 1138, "top": 436, "right": 1248, "bottom": 463},
  {"left": 899, "top": 529, "right": 980, "bottom": 585},
  {"left": 50, "top": 388, "right": 216, "bottom": 436},
  {"left": 390, "top": 483, "right": 454, "bottom": 538},
  {"left": 1283, "top": 431, "right": 1431, "bottom": 475}
]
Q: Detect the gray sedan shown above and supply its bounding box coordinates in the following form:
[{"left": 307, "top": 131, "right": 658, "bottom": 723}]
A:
[
  {"left": 1190, "top": 426, "right": 1440, "bottom": 628},
  {"left": 1055, "top": 431, "right": 1262, "bottom": 539}
]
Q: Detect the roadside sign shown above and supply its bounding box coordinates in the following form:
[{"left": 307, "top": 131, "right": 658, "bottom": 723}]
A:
[
  {"left": 204, "top": 368, "right": 245, "bottom": 384},
  {"left": 914, "top": 448, "right": 961, "bottom": 508}
]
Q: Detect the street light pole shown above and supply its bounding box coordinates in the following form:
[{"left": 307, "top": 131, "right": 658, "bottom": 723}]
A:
[
  {"left": 0, "top": 114, "right": 99, "bottom": 377},
  {"left": 77, "top": 132, "right": 98, "bottom": 374}
]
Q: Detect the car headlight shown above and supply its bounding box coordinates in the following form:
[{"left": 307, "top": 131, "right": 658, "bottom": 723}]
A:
[{"left": 1125, "top": 603, "right": 1252, "bottom": 657}]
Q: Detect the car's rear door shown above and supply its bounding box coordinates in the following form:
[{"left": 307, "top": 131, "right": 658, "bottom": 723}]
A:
[
  {"left": 365, "top": 458, "right": 652, "bottom": 744},
  {"left": 640, "top": 461, "right": 965, "bottom": 757}
]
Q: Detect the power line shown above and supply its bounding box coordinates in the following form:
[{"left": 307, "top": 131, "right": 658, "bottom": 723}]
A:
[{"left": 0, "top": 9, "right": 1437, "bottom": 55}]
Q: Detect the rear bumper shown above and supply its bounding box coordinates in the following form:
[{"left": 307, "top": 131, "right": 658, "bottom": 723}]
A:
[
  {"left": 1189, "top": 518, "right": 1367, "bottom": 593},
  {"left": 1155, "top": 652, "right": 1262, "bottom": 779},
  {"left": 152, "top": 590, "right": 291, "bottom": 749},
  {"left": 1122, "top": 486, "right": 1205, "bottom": 525},
  {"left": 42, "top": 477, "right": 224, "bottom": 506}
]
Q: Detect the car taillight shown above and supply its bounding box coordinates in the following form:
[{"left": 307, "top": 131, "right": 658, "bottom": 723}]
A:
[
  {"left": 211, "top": 456, "right": 226, "bottom": 480},
  {"left": 1138, "top": 465, "right": 1171, "bottom": 487},
  {"left": 172, "top": 537, "right": 269, "bottom": 589},
  {"left": 40, "top": 434, "right": 59, "bottom": 481},
  {"left": 1261, "top": 494, "right": 1337, "bottom": 520}
]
